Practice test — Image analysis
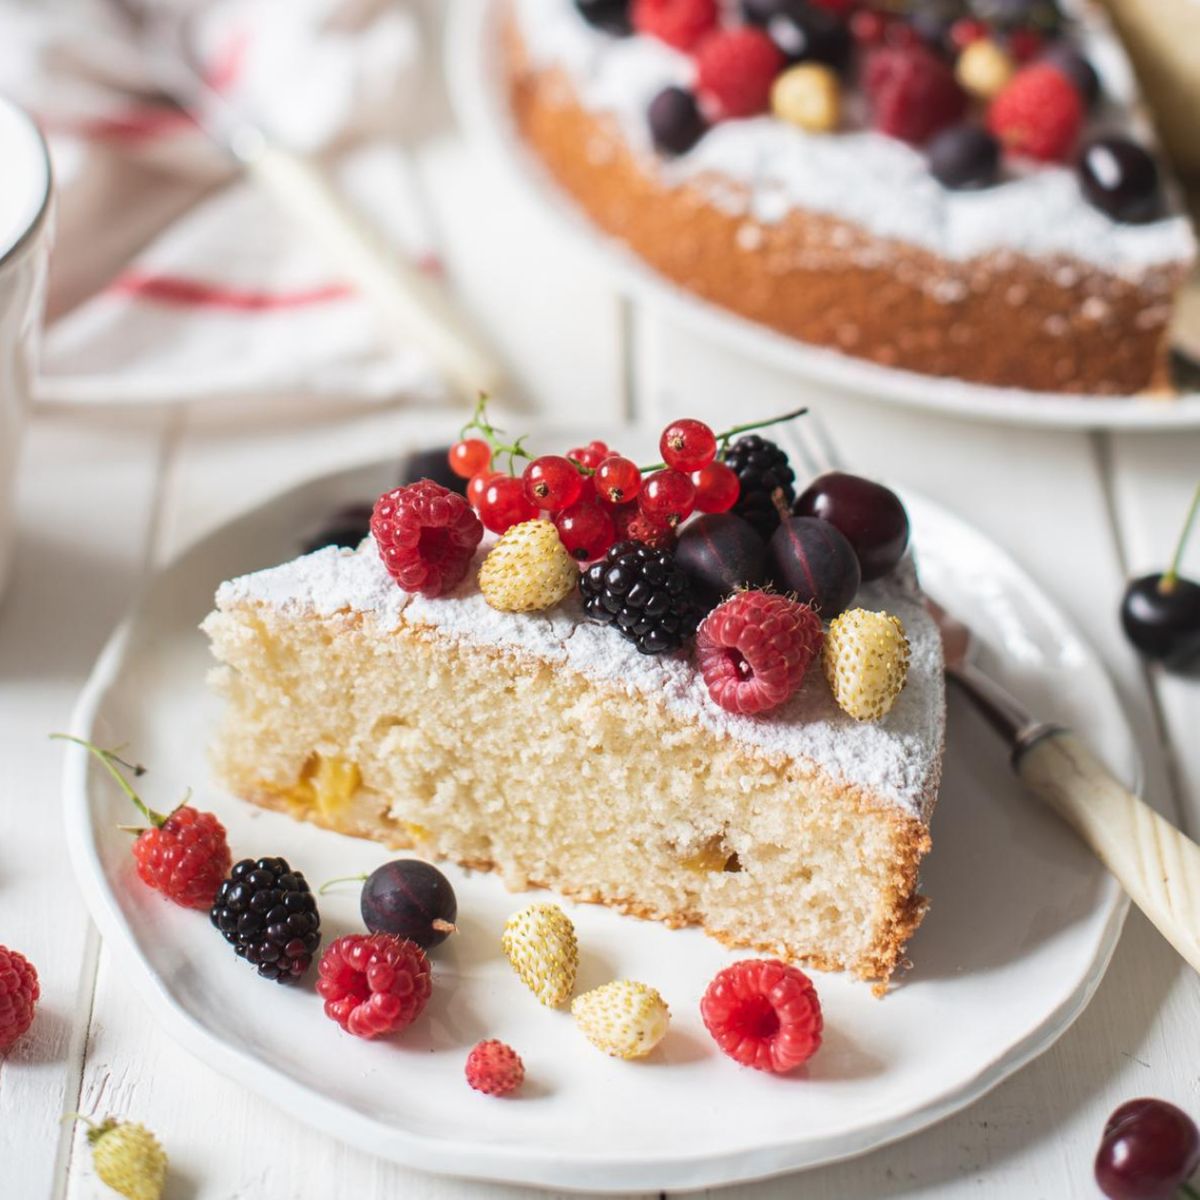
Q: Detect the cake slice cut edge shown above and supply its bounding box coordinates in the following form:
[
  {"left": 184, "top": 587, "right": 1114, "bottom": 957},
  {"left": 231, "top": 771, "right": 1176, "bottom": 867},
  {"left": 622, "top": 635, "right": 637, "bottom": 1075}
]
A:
[{"left": 202, "top": 541, "right": 946, "bottom": 989}]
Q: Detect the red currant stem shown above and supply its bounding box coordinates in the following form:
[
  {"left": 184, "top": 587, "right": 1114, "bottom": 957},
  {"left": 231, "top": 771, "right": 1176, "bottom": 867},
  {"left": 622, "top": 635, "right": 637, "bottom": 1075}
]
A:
[
  {"left": 1161, "top": 480, "right": 1200, "bottom": 594},
  {"left": 457, "top": 393, "right": 534, "bottom": 476},
  {"left": 635, "top": 406, "right": 811, "bottom": 473},
  {"left": 1181, "top": 1182, "right": 1200, "bottom": 1200},
  {"left": 50, "top": 734, "right": 169, "bottom": 828},
  {"left": 317, "top": 873, "right": 369, "bottom": 895}
]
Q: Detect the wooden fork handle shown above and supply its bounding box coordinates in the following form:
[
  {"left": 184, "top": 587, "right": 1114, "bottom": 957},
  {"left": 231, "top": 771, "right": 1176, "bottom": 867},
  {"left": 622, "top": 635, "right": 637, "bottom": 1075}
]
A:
[{"left": 1016, "top": 729, "right": 1200, "bottom": 975}]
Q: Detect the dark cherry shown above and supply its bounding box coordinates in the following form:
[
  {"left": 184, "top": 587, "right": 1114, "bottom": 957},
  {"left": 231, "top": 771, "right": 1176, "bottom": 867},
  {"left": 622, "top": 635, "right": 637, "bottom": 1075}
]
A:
[
  {"left": 648, "top": 87, "right": 707, "bottom": 157},
  {"left": 1041, "top": 44, "right": 1100, "bottom": 108},
  {"left": 574, "top": 0, "right": 633, "bottom": 35},
  {"left": 928, "top": 124, "right": 1001, "bottom": 189},
  {"left": 1095, "top": 1098, "right": 1200, "bottom": 1200},
  {"left": 1120, "top": 575, "right": 1200, "bottom": 670},
  {"left": 360, "top": 859, "right": 458, "bottom": 949},
  {"left": 766, "top": 516, "right": 861, "bottom": 616},
  {"left": 765, "top": 2, "right": 853, "bottom": 71},
  {"left": 1079, "top": 137, "right": 1163, "bottom": 224},
  {"left": 399, "top": 445, "right": 466, "bottom": 494},
  {"left": 793, "top": 471, "right": 910, "bottom": 581},
  {"left": 301, "top": 504, "right": 373, "bottom": 554},
  {"left": 675, "top": 514, "right": 767, "bottom": 610}
]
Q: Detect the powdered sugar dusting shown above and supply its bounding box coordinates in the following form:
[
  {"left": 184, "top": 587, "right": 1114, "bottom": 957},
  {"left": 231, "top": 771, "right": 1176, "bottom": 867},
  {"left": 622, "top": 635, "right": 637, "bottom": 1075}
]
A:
[{"left": 216, "top": 539, "right": 945, "bottom": 822}]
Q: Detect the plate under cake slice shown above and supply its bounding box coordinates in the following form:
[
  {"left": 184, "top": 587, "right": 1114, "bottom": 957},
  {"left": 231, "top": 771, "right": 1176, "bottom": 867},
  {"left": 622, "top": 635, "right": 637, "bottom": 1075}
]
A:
[
  {"left": 503, "top": 0, "right": 1196, "bottom": 394},
  {"left": 202, "top": 538, "right": 945, "bottom": 988}
]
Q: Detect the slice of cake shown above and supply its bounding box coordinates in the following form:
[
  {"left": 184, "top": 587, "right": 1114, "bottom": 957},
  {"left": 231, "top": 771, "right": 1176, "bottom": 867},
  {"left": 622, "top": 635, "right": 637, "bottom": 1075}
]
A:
[
  {"left": 502, "top": 0, "right": 1196, "bottom": 394},
  {"left": 202, "top": 536, "right": 944, "bottom": 987}
]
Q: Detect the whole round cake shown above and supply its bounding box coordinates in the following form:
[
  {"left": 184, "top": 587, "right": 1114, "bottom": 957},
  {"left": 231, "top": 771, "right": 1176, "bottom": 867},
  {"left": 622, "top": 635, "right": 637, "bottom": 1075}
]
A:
[{"left": 503, "top": 0, "right": 1197, "bottom": 394}]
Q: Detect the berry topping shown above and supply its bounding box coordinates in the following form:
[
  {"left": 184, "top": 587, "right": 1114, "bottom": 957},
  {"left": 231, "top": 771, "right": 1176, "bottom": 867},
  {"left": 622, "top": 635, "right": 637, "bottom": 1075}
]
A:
[
  {"left": 479, "top": 519, "right": 578, "bottom": 612},
  {"left": 567, "top": 440, "right": 611, "bottom": 471},
  {"left": 448, "top": 438, "right": 491, "bottom": 480},
  {"left": 695, "top": 28, "right": 786, "bottom": 119},
  {"left": 660, "top": 418, "right": 718, "bottom": 472},
  {"left": 987, "top": 62, "right": 1082, "bottom": 162},
  {"left": 864, "top": 45, "right": 967, "bottom": 144},
  {"left": 823, "top": 608, "right": 911, "bottom": 721},
  {"left": 302, "top": 504, "right": 373, "bottom": 554},
  {"left": 317, "top": 933, "right": 432, "bottom": 1039},
  {"left": 632, "top": 0, "right": 718, "bottom": 50},
  {"left": 467, "top": 469, "right": 500, "bottom": 510},
  {"left": 1095, "top": 1098, "right": 1200, "bottom": 1200},
  {"left": 595, "top": 455, "right": 643, "bottom": 504},
  {"left": 0, "top": 946, "right": 39, "bottom": 1051},
  {"left": 612, "top": 502, "right": 677, "bottom": 550},
  {"left": 572, "top": 980, "right": 671, "bottom": 1059},
  {"left": 792, "top": 470, "right": 911, "bottom": 580},
  {"left": 849, "top": 8, "right": 888, "bottom": 45},
  {"left": 1079, "top": 137, "right": 1163, "bottom": 224},
  {"left": 927, "top": 123, "right": 1002, "bottom": 189},
  {"left": 692, "top": 460, "right": 741, "bottom": 514},
  {"left": 766, "top": 516, "right": 862, "bottom": 616},
  {"left": 723, "top": 434, "right": 796, "bottom": 539},
  {"left": 523, "top": 454, "right": 585, "bottom": 512},
  {"left": 466, "top": 1040, "right": 526, "bottom": 1096},
  {"left": 554, "top": 501, "right": 618, "bottom": 562},
  {"left": 575, "top": 0, "right": 634, "bottom": 35},
  {"left": 1040, "top": 44, "right": 1100, "bottom": 109},
  {"left": 697, "top": 590, "right": 824, "bottom": 715},
  {"left": 357, "top": 859, "right": 458, "bottom": 949},
  {"left": 700, "top": 959, "right": 822, "bottom": 1073},
  {"left": 580, "top": 541, "right": 700, "bottom": 654},
  {"left": 762, "top": 3, "right": 851, "bottom": 71},
  {"left": 772, "top": 63, "right": 841, "bottom": 133},
  {"left": 675, "top": 513, "right": 768, "bottom": 608},
  {"left": 502, "top": 902, "right": 579, "bottom": 1007},
  {"left": 948, "top": 17, "right": 988, "bottom": 50},
  {"left": 1006, "top": 27, "right": 1042, "bottom": 62},
  {"left": 639, "top": 469, "right": 697, "bottom": 527},
  {"left": 372, "top": 481, "right": 484, "bottom": 597},
  {"left": 648, "top": 87, "right": 708, "bottom": 156},
  {"left": 954, "top": 38, "right": 1015, "bottom": 100},
  {"left": 210, "top": 857, "right": 321, "bottom": 983},
  {"left": 476, "top": 474, "right": 539, "bottom": 535},
  {"left": 79, "top": 1116, "right": 168, "bottom": 1200}
]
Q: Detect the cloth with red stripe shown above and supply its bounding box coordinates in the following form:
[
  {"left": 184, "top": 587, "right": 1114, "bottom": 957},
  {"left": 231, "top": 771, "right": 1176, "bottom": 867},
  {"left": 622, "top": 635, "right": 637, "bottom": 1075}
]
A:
[{"left": 0, "top": 0, "right": 448, "bottom": 408}]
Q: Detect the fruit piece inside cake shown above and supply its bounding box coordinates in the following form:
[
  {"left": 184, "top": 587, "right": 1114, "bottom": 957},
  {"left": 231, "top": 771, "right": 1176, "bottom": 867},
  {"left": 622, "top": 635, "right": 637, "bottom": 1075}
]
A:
[
  {"left": 502, "top": 0, "right": 1196, "bottom": 394},
  {"left": 203, "top": 416, "right": 946, "bottom": 988}
]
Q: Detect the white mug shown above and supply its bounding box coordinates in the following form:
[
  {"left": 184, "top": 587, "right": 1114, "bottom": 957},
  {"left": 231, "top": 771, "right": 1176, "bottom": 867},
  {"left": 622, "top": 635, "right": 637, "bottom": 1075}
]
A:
[{"left": 0, "top": 95, "right": 52, "bottom": 604}]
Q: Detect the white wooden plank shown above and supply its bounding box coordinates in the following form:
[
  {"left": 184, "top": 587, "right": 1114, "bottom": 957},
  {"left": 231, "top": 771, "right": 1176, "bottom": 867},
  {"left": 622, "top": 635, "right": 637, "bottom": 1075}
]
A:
[{"left": 0, "top": 410, "right": 169, "bottom": 1199}]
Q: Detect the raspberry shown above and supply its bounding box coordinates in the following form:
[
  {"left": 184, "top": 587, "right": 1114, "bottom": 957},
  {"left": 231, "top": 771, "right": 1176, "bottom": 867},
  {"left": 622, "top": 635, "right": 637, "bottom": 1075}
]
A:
[
  {"left": 632, "top": 0, "right": 717, "bottom": 50},
  {"left": 317, "top": 933, "right": 432, "bottom": 1038},
  {"left": 371, "top": 480, "right": 483, "bottom": 598},
  {"left": 823, "top": 607, "right": 910, "bottom": 721},
  {"left": 700, "top": 959, "right": 822, "bottom": 1073},
  {"left": 695, "top": 28, "right": 785, "bottom": 120},
  {"left": 572, "top": 980, "right": 671, "bottom": 1059},
  {"left": 987, "top": 62, "right": 1083, "bottom": 162},
  {"left": 80, "top": 1116, "right": 168, "bottom": 1200},
  {"left": 697, "top": 591, "right": 823, "bottom": 715},
  {"left": 0, "top": 946, "right": 39, "bottom": 1051},
  {"left": 478, "top": 519, "right": 578, "bottom": 612},
  {"left": 465, "top": 1039, "right": 525, "bottom": 1096},
  {"left": 502, "top": 902, "right": 578, "bottom": 1007},
  {"left": 864, "top": 45, "right": 967, "bottom": 143},
  {"left": 722, "top": 434, "right": 795, "bottom": 539},
  {"left": 612, "top": 502, "right": 675, "bottom": 550}
]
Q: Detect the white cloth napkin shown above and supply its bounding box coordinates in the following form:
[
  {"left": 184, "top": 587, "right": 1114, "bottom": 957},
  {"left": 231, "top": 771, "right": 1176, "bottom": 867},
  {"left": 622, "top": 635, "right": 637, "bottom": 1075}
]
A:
[{"left": 1, "top": 0, "right": 448, "bottom": 407}]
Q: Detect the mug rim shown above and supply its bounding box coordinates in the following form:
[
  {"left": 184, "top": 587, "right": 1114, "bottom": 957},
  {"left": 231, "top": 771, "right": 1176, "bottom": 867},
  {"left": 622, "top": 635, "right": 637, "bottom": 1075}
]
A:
[{"left": 0, "top": 93, "right": 53, "bottom": 273}]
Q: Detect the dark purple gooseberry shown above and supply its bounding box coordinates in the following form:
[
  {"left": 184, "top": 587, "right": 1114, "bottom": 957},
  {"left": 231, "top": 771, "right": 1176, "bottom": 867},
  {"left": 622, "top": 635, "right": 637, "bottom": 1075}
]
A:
[
  {"left": 361, "top": 859, "right": 458, "bottom": 949},
  {"left": 793, "top": 471, "right": 910, "bottom": 581},
  {"left": 766, "top": 516, "right": 861, "bottom": 616},
  {"left": 675, "top": 514, "right": 767, "bottom": 610}
]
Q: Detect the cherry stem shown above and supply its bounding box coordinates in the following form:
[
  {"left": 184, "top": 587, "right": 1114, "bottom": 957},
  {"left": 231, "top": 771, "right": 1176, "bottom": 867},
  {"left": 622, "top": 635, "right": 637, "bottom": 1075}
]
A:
[
  {"left": 317, "top": 873, "right": 368, "bottom": 895},
  {"left": 1180, "top": 1182, "right": 1200, "bottom": 1200},
  {"left": 1161, "top": 480, "right": 1200, "bottom": 592},
  {"left": 50, "top": 734, "right": 167, "bottom": 828}
]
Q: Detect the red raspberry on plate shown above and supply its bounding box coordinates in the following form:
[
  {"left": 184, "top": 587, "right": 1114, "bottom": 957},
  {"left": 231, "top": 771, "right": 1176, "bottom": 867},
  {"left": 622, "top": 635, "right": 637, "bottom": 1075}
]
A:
[
  {"left": 465, "top": 1039, "right": 526, "bottom": 1096},
  {"left": 696, "top": 591, "right": 823, "bottom": 715},
  {"left": 987, "top": 63, "right": 1082, "bottom": 162},
  {"left": 317, "top": 933, "right": 432, "bottom": 1039},
  {"left": 133, "top": 804, "right": 232, "bottom": 910},
  {"left": 700, "top": 959, "right": 823, "bottom": 1073},
  {"left": 695, "top": 28, "right": 785, "bottom": 120},
  {"left": 0, "top": 946, "right": 39, "bottom": 1051},
  {"left": 632, "top": 0, "right": 717, "bottom": 50},
  {"left": 371, "top": 480, "right": 483, "bottom": 598},
  {"left": 864, "top": 45, "right": 967, "bottom": 143}
]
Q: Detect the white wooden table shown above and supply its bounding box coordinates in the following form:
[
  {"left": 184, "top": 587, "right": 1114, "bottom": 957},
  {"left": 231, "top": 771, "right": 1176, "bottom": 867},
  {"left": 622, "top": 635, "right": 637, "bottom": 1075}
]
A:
[{"left": 3, "top": 6, "right": 1200, "bottom": 1195}]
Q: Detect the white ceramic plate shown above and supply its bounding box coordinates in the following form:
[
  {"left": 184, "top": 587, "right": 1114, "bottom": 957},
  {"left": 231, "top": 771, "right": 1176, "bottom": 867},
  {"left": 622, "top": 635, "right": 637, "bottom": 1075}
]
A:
[
  {"left": 63, "top": 456, "right": 1133, "bottom": 1191},
  {"left": 445, "top": 0, "right": 1200, "bottom": 431}
]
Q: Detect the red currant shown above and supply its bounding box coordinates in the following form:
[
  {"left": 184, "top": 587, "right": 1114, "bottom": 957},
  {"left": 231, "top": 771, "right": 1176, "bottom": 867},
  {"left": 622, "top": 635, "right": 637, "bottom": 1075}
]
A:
[
  {"left": 448, "top": 438, "right": 491, "bottom": 480},
  {"left": 885, "top": 20, "right": 920, "bottom": 46},
  {"left": 693, "top": 461, "right": 740, "bottom": 513},
  {"left": 949, "top": 17, "right": 987, "bottom": 49},
  {"left": 639, "top": 470, "right": 696, "bottom": 528},
  {"left": 467, "top": 470, "right": 498, "bottom": 510},
  {"left": 477, "top": 475, "right": 537, "bottom": 534},
  {"left": 567, "top": 440, "right": 611, "bottom": 472},
  {"left": 1008, "top": 28, "right": 1042, "bottom": 61},
  {"left": 660, "top": 419, "right": 717, "bottom": 473},
  {"left": 554, "top": 501, "right": 616, "bottom": 562},
  {"left": 594, "top": 456, "right": 643, "bottom": 505},
  {"left": 523, "top": 455, "right": 584, "bottom": 512},
  {"left": 850, "top": 9, "right": 887, "bottom": 44}
]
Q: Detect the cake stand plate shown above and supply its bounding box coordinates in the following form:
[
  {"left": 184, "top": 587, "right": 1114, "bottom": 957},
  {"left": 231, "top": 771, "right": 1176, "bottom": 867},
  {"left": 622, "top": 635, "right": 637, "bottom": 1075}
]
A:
[
  {"left": 446, "top": 0, "right": 1200, "bottom": 431},
  {"left": 63, "top": 456, "right": 1132, "bottom": 1191}
]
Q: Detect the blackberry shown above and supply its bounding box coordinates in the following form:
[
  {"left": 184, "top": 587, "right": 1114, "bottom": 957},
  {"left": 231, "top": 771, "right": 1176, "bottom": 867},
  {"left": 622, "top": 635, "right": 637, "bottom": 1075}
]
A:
[
  {"left": 580, "top": 541, "right": 699, "bottom": 655},
  {"left": 211, "top": 857, "right": 321, "bottom": 983},
  {"left": 722, "top": 434, "right": 796, "bottom": 539}
]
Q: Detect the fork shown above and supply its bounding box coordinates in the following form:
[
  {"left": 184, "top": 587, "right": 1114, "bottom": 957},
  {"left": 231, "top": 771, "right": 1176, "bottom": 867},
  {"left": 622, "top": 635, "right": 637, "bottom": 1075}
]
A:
[{"left": 784, "top": 414, "right": 1200, "bottom": 976}]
